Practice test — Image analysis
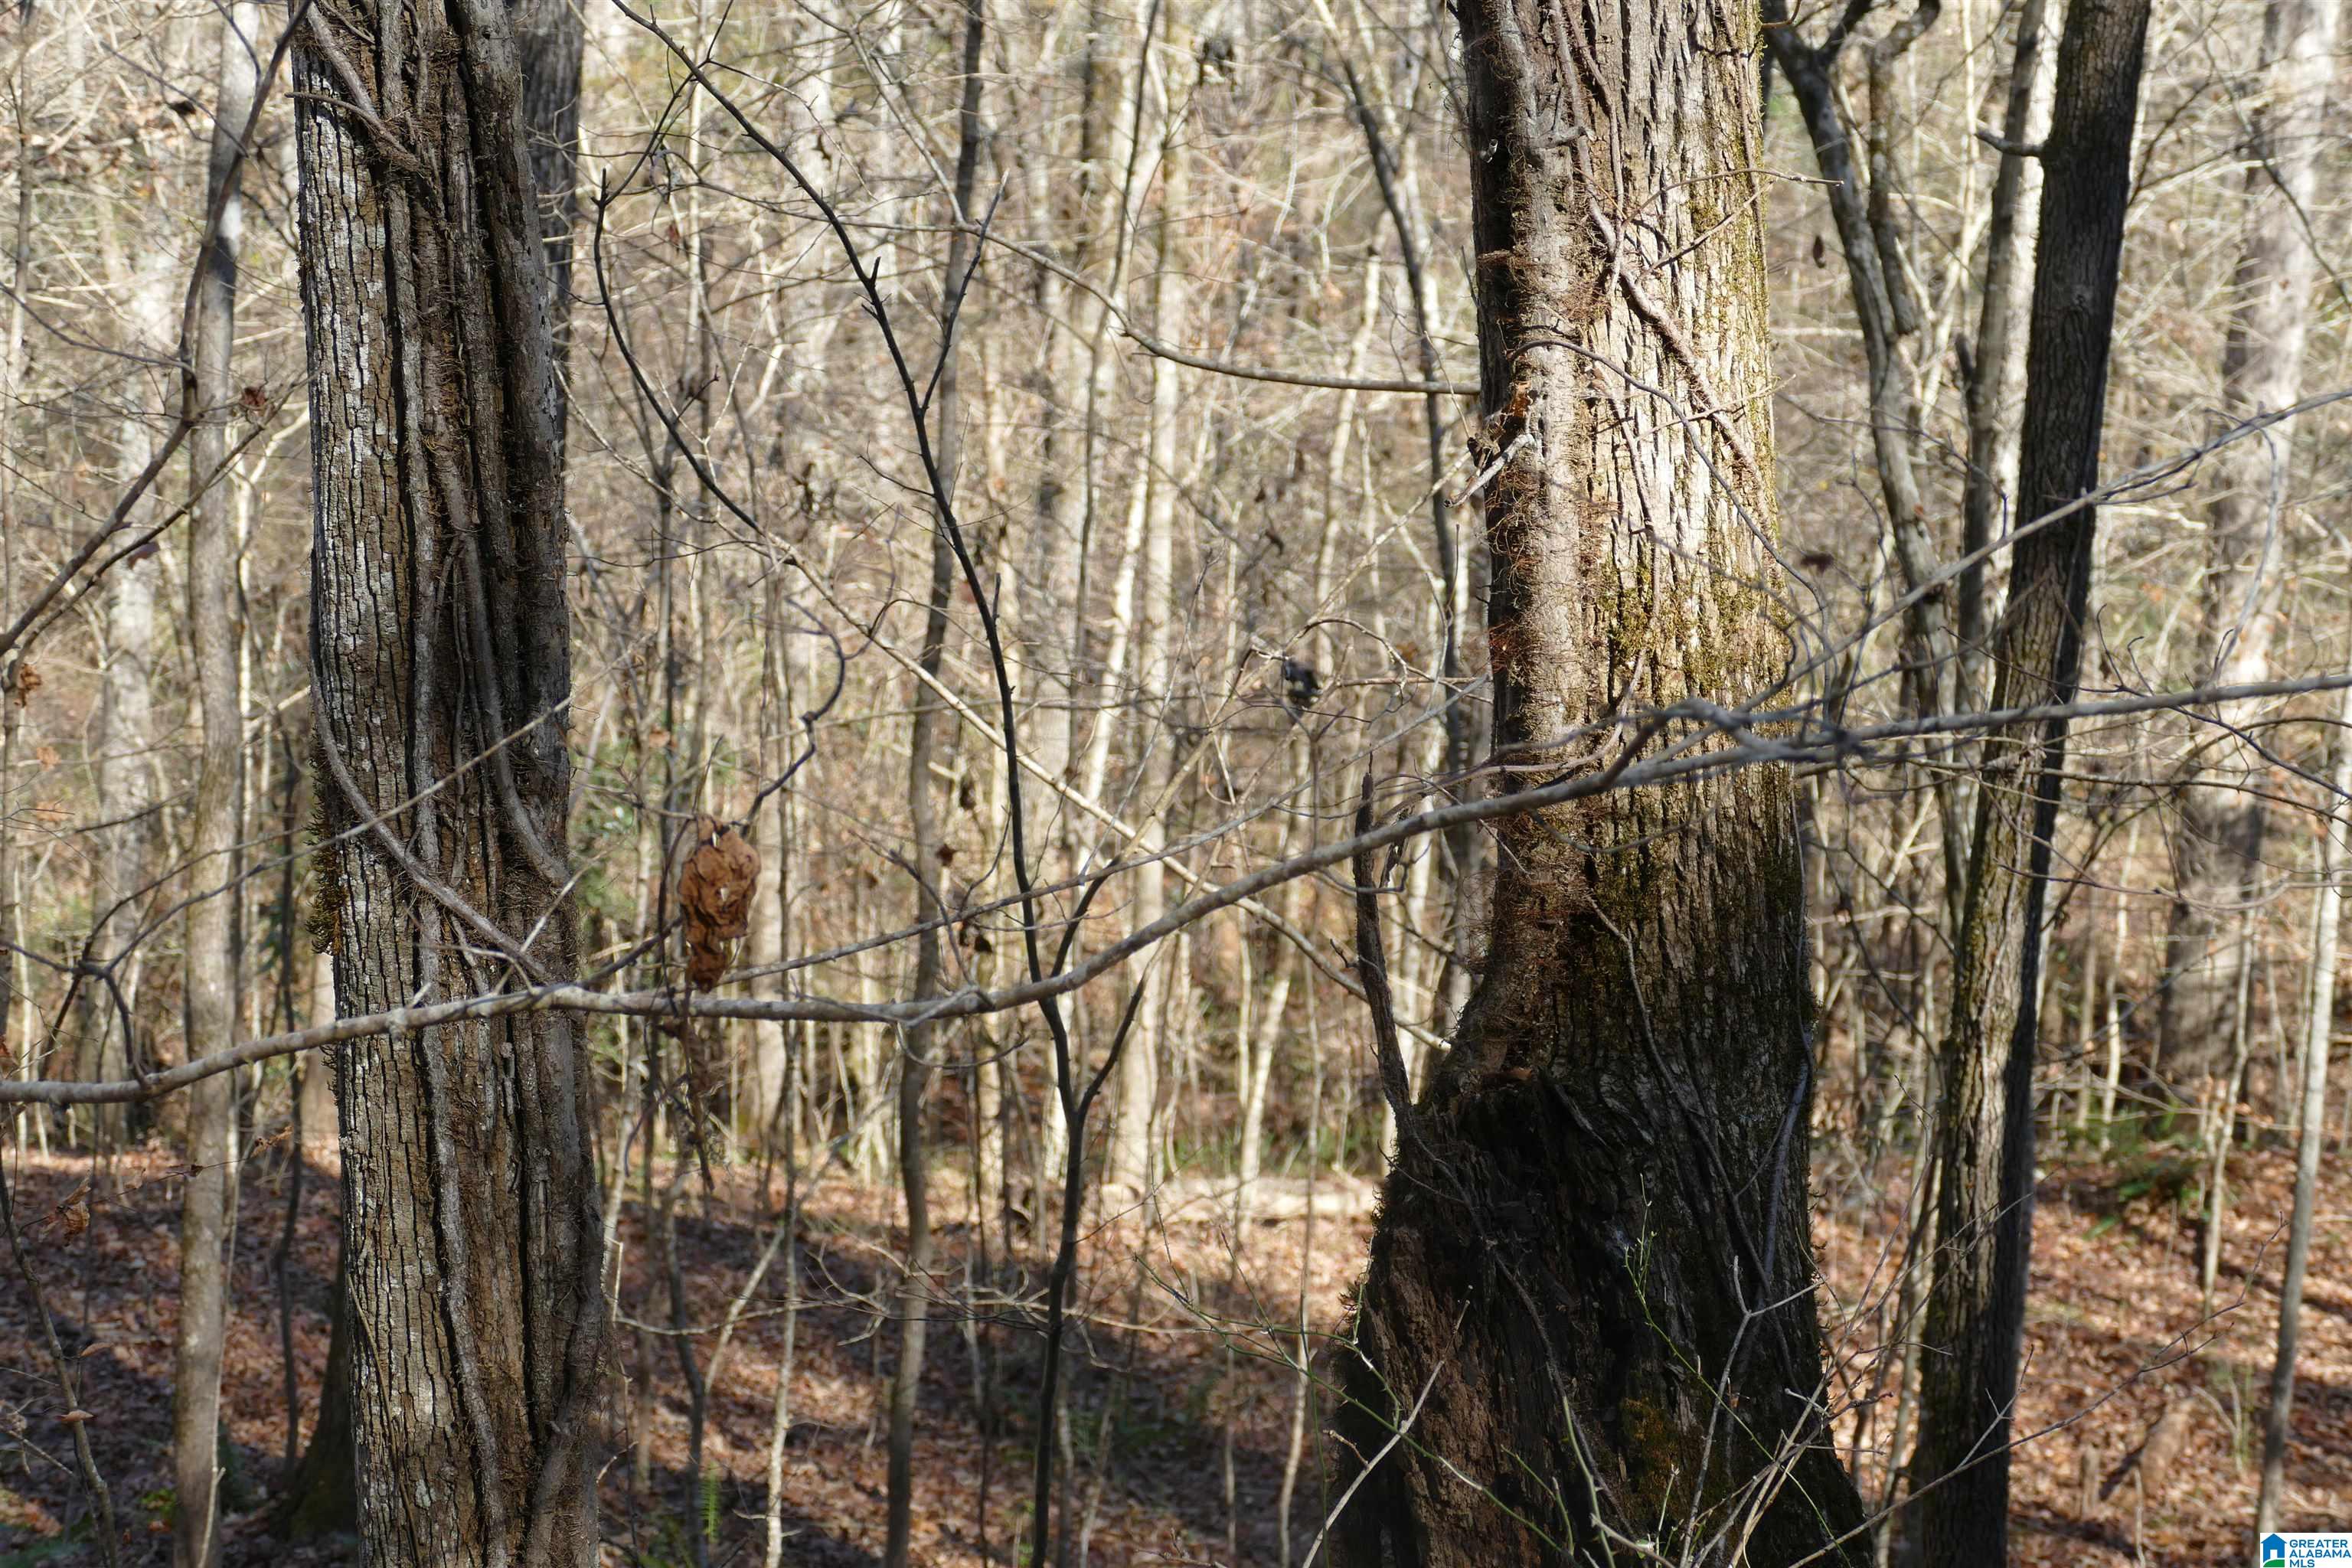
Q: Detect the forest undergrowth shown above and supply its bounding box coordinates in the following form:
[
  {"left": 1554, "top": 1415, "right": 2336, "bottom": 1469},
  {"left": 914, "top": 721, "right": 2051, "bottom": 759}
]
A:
[{"left": 1, "top": 1128, "right": 2345, "bottom": 1568}]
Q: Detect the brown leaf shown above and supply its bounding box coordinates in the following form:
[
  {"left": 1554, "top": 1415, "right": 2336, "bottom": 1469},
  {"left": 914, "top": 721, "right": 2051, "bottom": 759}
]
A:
[
  {"left": 38, "top": 1179, "right": 90, "bottom": 1241},
  {"left": 33, "top": 744, "right": 57, "bottom": 769},
  {"left": 7, "top": 661, "right": 40, "bottom": 707},
  {"left": 57, "top": 1410, "right": 93, "bottom": 1425},
  {"left": 678, "top": 818, "right": 760, "bottom": 988}
]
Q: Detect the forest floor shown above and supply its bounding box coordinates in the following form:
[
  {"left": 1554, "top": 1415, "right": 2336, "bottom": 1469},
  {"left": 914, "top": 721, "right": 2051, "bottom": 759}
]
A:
[{"left": 0, "top": 1128, "right": 2345, "bottom": 1567}]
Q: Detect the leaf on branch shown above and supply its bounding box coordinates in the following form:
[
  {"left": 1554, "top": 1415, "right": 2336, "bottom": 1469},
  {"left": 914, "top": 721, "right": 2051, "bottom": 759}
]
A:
[
  {"left": 678, "top": 816, "right": 759, "bottom": 989},
  {"left": 35, "top": 1179, "right": 91, "bottom": 1241}
]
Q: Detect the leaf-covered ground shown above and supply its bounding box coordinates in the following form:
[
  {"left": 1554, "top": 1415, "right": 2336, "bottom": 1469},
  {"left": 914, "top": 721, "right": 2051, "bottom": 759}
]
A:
[{"left": 0, "top": 1132, "right": 2344, "bottom": 1566}]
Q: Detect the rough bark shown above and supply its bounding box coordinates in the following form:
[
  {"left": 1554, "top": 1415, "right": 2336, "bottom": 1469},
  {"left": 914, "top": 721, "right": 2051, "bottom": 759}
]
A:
[
  {"left": 518, "top": 0, "right": 580, "bottom": 339},
  {"left": 1911, "top": 0, "right": 2152, "bottom": 1560},
  {"left": 174, "top": 8, "right": 259, "bottom": 1561},
  {"left": 291, "top": 0, "right": 600, "bottom": 1560},
  {"left": 1333, "top": 3, "right": 1865, "bottom": 1561},
  {"left": 2156, "top": 0, "right": 2338, "bottom": 1083}
]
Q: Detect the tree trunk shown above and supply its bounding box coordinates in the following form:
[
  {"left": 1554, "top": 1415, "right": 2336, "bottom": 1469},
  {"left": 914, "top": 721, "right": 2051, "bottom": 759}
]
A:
[
  {"left": 884, "top": 3, "right": 985, "bottom": 1560},
  {"left": 291, "top": 0, "right": 600, "bottom": 1560},
  {"left": 1959, "top": 0, "right": 2053, "bottom": 714},
  {"left": 276, "top": 1248, "right": 361, "bottom": 1540},
  {"left": 78, "top": 217, "right": 175, "bottom": 1148},
  {"left": 1109, "top": 10, "right": 1188, "bottom": 1199},
  {"left": 2156, "top": 0, "right": 2338, "bottom": 1083},
  {"left": 1763, "top": 3, "right": 1966, "bottom": 913},
  {"left": 1911, "top": 0, "right": 2152, "bottom": 1560},
  {"left": 2256, "top": 672, "right": 2351, "bottom": 1536},
  {"left": 174, "top": 7, "right": 259, "bottom": 1560},
  {"left": 1334, "top": 4, "right": 1865, "bottom": 1560}
]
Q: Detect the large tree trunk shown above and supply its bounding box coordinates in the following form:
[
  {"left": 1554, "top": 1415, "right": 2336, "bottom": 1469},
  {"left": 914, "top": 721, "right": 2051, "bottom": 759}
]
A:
[
  {"left": 1910, "top": 0, "right": 2152, "bottom": 1559},
  {"left": 1333, "top": 4, "right": 1865, "bottom": 1561},
  {"left": 2155, "top": 0, "right": 2338, "bottom": 1083},
  {"left": 173, "top": 7, "right": 259, "bottom": 1561},
  {"left": 291, "top": 0, "right": 600, "bottom": 1560}
]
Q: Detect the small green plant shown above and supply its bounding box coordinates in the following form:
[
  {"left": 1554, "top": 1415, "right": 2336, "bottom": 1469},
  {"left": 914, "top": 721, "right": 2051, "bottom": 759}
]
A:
[{"left": 2086, "top": 1152, "right": 2198, "bottom": 1236}]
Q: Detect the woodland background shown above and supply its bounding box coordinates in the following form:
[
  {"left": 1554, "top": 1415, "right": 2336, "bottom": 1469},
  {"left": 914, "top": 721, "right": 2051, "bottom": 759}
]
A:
[{"left": 0, "top": 0, "right": 2350, "bottom": 1562}]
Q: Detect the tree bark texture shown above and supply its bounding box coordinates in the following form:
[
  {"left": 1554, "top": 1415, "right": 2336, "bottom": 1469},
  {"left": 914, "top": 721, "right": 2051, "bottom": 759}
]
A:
[
  {"left": 2155, "top": 0, "right": 2338, "bottom": 1082},
  {"left": 1912, "top": 0, "right": 2152, "bottom": 1560},
  {"left": 1334, "top": 4, "right": 1865, "bottom": 1562},
  {"left": 291, "top": 0, "right": 599, "bottom": 1561}
]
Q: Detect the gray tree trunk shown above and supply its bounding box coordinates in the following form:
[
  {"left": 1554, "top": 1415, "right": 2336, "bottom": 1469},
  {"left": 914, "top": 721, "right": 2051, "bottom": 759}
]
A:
[
  {"left": 2156, "top": 0, "right": 2339, "bottom": 1083},
  {"left": 173, "top": 7, "right": 259, "bottom": 1560},
  {"left": 77, "top": 224, "right": 175, "bottom": 1146},
  {"left": 291, "top": 0, "right": 599, "bottom": 1559},
  {"left": 2256, "top": 671, "right": 2352, "bottom": 1536},
  {"left": 1334, "top": 3, "right": 1865, "bottom": 1560}
]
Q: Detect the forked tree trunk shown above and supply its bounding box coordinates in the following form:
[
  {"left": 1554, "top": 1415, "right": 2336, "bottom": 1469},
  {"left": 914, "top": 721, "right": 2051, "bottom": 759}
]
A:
[
  {"left": 1334, "top": 4, "right": 1865, "bottom": 1560},
  {"left": 291, "top": 0, "right": 599, "bottom": 1560},
  {"left": 2156, "top": 0, "right": 2339, "bottom": 1083},
  {"left": 1911, "top": 0, "right": 2152, "bottom": 1559}
]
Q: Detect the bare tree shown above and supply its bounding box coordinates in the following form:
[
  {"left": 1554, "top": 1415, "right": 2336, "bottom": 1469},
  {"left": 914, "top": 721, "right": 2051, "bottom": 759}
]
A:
[
  {"left": 2257, "top": 660, "right": 2352, "bottom": 1536},
  {"left": 171, "top": 5, "right": 259, "bottom": 1561},
  {"left": 2157, "top": 0, "right": 2341, "bottom": 1083},
  {"left": 1911, "top": 0, "right": 2154, "bottom": 1557},
  {"left": 885, "top": 0, "right": 988, "bottom": 1559}
]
